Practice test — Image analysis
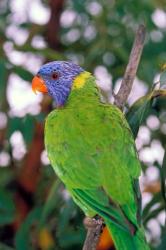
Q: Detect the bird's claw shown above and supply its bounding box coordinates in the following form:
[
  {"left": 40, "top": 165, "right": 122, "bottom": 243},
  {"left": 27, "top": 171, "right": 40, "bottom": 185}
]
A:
[{"left": 83, "top": 216, "right": 104, "bottom": 229}]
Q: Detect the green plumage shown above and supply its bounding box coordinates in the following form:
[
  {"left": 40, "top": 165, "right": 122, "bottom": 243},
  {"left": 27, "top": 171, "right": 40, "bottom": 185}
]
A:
[{"left": 45, "top": 76, "right": 150, "bottom": 250}]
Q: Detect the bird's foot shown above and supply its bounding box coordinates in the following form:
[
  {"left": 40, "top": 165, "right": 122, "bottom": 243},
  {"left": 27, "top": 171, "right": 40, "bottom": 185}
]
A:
[{"left": 83, "top": 216, "right": 104, "bottom": 229}]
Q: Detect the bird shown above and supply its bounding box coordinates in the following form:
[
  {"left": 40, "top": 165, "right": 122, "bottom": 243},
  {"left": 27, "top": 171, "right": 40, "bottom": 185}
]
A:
[{"left": 32, "top": 61, "right": 150, "bottom": 250}]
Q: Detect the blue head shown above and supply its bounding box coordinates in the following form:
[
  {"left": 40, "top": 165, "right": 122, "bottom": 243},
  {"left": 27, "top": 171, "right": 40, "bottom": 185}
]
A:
[{"left": 32, "top": 61, "right": 84, "bottom": 107}]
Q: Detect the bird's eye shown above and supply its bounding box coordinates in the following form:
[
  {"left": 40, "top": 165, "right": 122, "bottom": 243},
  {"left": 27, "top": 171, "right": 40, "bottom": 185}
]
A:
[{"left": 51, "top": 72, "right": 59, "bottom": 80}]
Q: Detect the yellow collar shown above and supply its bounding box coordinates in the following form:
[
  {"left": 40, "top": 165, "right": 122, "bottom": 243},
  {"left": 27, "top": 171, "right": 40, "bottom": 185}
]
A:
[{"left": 72, "top": 71, "right": 91, "bottom": 90}]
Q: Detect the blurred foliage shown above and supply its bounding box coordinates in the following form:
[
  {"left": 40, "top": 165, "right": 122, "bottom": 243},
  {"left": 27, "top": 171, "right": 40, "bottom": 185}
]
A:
[{"left": 0, "top": 0, "right": 166, "bottom": 249}]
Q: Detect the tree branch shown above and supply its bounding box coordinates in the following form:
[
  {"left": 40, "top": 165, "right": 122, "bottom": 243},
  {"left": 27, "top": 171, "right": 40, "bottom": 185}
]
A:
[
  {"left": 83, "top": 217, "right": 104, "bottom": 250},
  {"left": 114, "top": 24, "right": 146, "bottom": 110},
  {"left": 46, "top": 0, "right": 65, "bottom": 50},
  {"left": 82, "top": 24, "right": 146, "bottom": 250}
]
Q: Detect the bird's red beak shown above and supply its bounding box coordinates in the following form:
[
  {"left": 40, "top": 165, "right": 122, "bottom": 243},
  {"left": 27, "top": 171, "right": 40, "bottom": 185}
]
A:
[{"left": 32, "top": 75, "right": 48, "bottom": 94}]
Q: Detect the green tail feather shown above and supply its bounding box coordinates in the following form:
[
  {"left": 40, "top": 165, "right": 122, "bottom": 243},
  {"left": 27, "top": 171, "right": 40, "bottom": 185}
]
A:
[
  {"left": 105, "top": 219, "right": 150, "bottom": 250},
  {"left": 70, "top": 188, "right": 150, "bottom": 249}
]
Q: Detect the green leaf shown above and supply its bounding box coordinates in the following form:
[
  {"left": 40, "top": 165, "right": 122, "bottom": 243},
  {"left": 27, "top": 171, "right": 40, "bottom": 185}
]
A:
[
  {"left": 40, "top": 180, "right": 61, "bottom": 227},
  {"left": 143, "top": 205, "right": 164, "bottom": 225},
  {"left": 0, "top": 168, "right": 14, "bottom": 187},
  {"left": 160, "top": 148, "right": 166, "bottom": 211},
  {"left": 22, "top": 116, "right": 35, "bottom": 145},
  {"left": 157, "top": 227, "right": 166, "bottom": 250},
  {"left": 59, "top": 229, "right": 85, "bottom": 248},
  {"left": 0, "top": 59, "right": 8, "bottom": 109},
  {"left": 126, "top": 89, "right": 166, "bottom": 138},
  {"left": 13, "top": 66, "right": 33, "bottom": 82},
  {"left": 15, "top": 207, "right": 43, "bottom": 250},
  {"left": 57, "top": 199, "right": 85, "bottom": 248},
  {"left": 142, "top": 192, "right": 163, "bottom": 221},
  {"left": 0, "top": 189, "right": 15, "bottom": 225},
  {"left": 160, "top": 71, "right": 166, "bottom": 86},
  {"left": 58, "top": 199, "right": 76, "bottom": 235},
  {"left": 7, "top": 115, "right": 35, "bottom": 145},
  {"left": 126, "top": 93, "right": 153, "bottom": 138}
]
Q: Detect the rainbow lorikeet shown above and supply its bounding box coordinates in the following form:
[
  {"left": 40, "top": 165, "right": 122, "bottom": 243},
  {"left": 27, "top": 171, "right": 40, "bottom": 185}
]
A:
[{"left": 32, "top": 61, "right": 150, "bottom": 250}]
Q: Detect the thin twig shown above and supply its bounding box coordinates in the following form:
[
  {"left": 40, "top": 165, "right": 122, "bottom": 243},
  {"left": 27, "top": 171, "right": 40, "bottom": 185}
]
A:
[
  {"left": 114, "top": 24, "right": 146, "bottom": 110},
  {"left": 82, "top": 24, "right": 146, "bottom": 250}
]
